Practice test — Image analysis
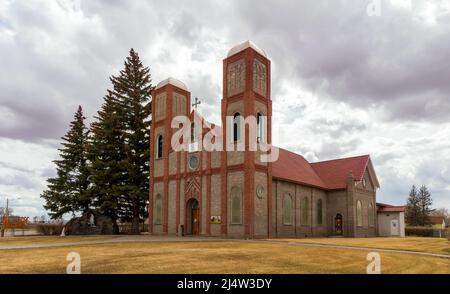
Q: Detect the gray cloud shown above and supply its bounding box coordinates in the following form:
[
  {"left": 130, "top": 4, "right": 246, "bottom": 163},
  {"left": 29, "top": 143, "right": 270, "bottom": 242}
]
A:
[
  {"left": 308, "top": 118, "right": 366, "bottom": 139},
  {"left": 316, "top": 137, "right": 364, "bottom": 160},
  {"left": 0, "top": 172, "right": 36, "bottom": 189},
  {"left": 234, "top": 1, "right": 450, "bottom": 121},
  {"left": 1, "top": 0, "right": 450, "bottom": 216}
]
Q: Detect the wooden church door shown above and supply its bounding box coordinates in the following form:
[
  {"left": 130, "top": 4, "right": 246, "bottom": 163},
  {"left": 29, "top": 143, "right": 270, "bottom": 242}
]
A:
[{"left": 191, "top": 200, "right": 199, "bottom": 235}]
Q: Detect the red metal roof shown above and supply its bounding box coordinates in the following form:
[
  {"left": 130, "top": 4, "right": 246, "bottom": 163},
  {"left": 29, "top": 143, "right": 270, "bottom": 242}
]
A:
[
  {"left": 272, "top": 148, "right": 371, "bottom": 190},
  {"left": 310, "top": 155, "right": 370, "bottom": 189},
  {"left": 188, "top": 116, "right": 374, "bottom": 191},
  {"left": 272, "top": 148, "right": 327, "bottom": 189}
]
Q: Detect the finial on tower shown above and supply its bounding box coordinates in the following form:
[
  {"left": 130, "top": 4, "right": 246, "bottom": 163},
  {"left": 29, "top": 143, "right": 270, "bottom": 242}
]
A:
[
  {"left": 227, "top": 40, "right": 267, "bottom": 58},
  {"left": 155, "top": 77, "right": 188, "bottom": 91}
]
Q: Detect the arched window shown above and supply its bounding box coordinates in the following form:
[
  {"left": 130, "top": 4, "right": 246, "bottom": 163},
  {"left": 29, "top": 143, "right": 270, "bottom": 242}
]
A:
[
  {"left": 283, "top": 193, "right": 293, "bottom": 225},
  {"left": 230, "top": 186, "right": 242, "bottom": 224},
  {"left": 155, "top": 194, "right": 162, "bottom": 225},
  {"left": 301, "top": 197, "right": 309, "bottom": 225},
  {"left": 190, "top": 122, "right": 196, "bottom": 143},
  {"left": 368, "top": 202, "right": 374, "bottom": 227},
  {"left": 233, "top": 112, "right": 241, "bottom": 142},
  {"left": 156, "top": 135, "right": 163, "bottom": 159},
  {"left": 356, "top": 200, "right": 363, "bottom": 227},
  {"left": 256, "top": 112, "right": 264, "bottom": 143},
  {"left": 317, "top": 199, "right": 323, "bottom": 225}
]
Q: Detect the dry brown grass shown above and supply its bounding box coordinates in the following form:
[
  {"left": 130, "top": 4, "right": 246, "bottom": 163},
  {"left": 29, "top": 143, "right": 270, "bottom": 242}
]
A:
[
  {"left": 0, "top": 235, "right": 114, "bottom": 246},
  {"left": 1, "top": 240, "right": 449, "bottom": 274},
  {"left": 277, "top": 237, "right": 450, "bottom": 255}
]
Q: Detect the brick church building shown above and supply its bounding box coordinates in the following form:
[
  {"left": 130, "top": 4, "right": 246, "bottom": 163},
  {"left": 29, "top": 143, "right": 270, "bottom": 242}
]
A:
[{"left": 149, "top": 41, "right": 381, "bottom": 238}]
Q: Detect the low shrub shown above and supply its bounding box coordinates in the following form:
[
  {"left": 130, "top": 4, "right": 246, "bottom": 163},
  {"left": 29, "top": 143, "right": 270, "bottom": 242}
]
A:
[
  {"left": 35, "top": 223, "right": 64, "bottom": 235},
  {"left": 405, "top": 226, "right": 434, "bottom": 237},
  {"left": 118, "top": 223, "right": 148, "bottom": 234}
]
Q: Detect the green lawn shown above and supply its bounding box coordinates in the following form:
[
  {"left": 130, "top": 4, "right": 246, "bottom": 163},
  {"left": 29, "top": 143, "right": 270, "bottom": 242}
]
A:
[{"left": 0, "top": 239, "right": 449, "bottom": 274}]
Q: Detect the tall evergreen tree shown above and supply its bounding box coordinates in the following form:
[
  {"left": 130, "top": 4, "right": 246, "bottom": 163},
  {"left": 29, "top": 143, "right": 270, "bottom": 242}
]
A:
[
  {"left": 109, "top": 48, "right": 152, "bottom": 234},
  {"left": 41, "top": 106, "right": 91, "bottom": 218},
  {"left": 417, "top": 185, "right": 433, "bottom": 226},
  {"left": 406, "top": 185, "right": 420, "bottom": 226},
  {"left": 88, "top": 92, "right": 126, "bottom": 233}
]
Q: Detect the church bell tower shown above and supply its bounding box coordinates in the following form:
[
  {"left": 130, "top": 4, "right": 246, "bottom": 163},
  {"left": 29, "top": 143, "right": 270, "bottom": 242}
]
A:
[
  {"left": 221, "top": 41, "right": 272, "bottom": 238},
  {"left": 150, "top": 77, "right": 190, "bottom": 235}
]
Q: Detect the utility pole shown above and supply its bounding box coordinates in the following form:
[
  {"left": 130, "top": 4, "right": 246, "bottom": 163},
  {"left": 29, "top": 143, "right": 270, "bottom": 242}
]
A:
[{"left": 1, "top": 198, "right": 5, "bottom": 237}]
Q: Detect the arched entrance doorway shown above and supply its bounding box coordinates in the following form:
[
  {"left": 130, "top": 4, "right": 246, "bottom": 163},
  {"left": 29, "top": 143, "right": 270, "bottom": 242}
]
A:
[
  {"left": 186, "top": 199, "right": 200, "bottom": 235},
  {"left": 335, "top": 214, "right": 343, "bottom": 235}
]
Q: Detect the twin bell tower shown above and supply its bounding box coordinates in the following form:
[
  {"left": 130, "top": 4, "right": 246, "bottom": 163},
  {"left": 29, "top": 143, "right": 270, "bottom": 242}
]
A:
[{"left": 150, "top": 41, "right": 273, "bottom": 238}]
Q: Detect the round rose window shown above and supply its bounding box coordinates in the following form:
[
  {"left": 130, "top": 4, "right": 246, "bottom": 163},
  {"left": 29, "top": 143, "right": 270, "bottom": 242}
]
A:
[{"left": 188, "top": 155, "right": 199, "bottom": 170}]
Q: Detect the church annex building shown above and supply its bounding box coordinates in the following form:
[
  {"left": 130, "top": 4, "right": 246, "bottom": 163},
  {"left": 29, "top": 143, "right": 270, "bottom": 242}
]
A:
[{"left": 149, "top": 41, "right": 403, "bottom": 238}]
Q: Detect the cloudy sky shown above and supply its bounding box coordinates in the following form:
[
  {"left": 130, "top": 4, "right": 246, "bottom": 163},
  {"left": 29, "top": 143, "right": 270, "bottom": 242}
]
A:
[{"left": 1, "top": 0, "right": 450, "bottom": 218}]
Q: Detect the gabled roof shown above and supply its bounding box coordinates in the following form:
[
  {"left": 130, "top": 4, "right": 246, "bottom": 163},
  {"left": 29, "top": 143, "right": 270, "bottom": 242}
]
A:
[
  {"left": 428, "top": 216, "right": 446, "bottom": 225},
  {"left": 183, "top": 113, "right": 378, "bottom": 191},
  {"left": 272, "top": 148, "right": 378, "bottom": 191},
  {"left": 376, "top": 202, "right": 406, "bottom": 213},
  {"left": 272, "top": 148, "right": 327, "bottom": 189},
  {"left": 310, "top": 155, "right": 372, "bottom": 190},
  {"left": 189, "top": 110, "right": 222, "bottom": 134}
]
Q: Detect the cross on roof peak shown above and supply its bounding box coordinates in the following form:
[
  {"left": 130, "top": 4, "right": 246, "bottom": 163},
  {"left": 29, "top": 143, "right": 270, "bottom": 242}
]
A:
[{"left": 192, "top": 97, "right": 201, "bottom": 110}]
